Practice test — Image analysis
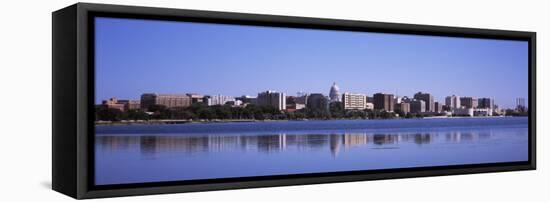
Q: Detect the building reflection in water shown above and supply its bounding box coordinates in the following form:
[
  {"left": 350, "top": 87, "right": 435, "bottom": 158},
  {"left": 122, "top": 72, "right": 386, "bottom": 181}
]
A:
[{"left": 96, "top": 130, "right": 494, "bottom": 157}]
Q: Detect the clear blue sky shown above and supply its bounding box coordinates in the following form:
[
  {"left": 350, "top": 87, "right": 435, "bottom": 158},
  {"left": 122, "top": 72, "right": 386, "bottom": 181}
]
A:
[{"left": 95, "top": 17, "right": 528, "bottom": 108}]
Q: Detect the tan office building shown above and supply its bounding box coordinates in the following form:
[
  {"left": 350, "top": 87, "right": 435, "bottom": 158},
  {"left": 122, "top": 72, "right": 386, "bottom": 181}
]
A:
[{"left": 141, "top": 93, "right": 192, "bottom": 110}]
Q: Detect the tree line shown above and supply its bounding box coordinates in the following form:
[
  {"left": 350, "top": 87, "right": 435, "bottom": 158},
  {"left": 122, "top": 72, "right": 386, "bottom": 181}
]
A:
[{"left": 95, "top": 102, "right": 434, "bottom": 122}]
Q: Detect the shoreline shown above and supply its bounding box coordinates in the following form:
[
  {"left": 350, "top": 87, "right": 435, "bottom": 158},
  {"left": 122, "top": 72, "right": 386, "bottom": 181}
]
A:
[{"left": 94, "top": 116, "right": 523, "bottom": 126}]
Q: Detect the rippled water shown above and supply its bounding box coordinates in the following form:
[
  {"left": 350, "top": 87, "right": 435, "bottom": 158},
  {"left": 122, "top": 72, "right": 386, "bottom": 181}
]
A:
[{"left": 95, "top": 117, "right": 528, "bottom": 185}]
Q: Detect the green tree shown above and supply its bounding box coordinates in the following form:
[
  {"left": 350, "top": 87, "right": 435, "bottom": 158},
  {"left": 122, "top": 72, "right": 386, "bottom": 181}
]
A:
[{"left": 96, "top": 106, "right": 122, "bottom": 121}]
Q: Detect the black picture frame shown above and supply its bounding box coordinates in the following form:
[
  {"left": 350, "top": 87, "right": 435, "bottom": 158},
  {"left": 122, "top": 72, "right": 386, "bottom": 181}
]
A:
[{"left": 52, "top": 2, "right": 536, "bottom": 199}]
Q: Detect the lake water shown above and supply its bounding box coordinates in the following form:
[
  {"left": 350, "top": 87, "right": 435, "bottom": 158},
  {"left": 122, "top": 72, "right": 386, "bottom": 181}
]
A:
[{"left": 95, "top": 117, "right": 528, "bottom": 185}]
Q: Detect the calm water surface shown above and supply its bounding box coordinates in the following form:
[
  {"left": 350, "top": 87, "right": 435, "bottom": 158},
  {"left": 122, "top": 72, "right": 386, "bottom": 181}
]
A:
[{"left": 95, "top": 117, "right": 528, "bottom": 185}]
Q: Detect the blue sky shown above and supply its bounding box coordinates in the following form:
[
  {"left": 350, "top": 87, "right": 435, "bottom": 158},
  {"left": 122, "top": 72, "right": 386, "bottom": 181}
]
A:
[{"left": 95, "top": 17, "right": 528, "bottom": 108}]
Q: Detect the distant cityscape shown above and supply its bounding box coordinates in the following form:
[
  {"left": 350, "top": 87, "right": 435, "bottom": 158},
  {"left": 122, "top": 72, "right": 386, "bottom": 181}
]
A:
[{"left": 96, "top": 82, "right": 528, "bottom": 122}]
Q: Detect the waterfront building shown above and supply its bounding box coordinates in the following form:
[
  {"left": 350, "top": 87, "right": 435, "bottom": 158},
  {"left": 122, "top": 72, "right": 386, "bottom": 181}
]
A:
[
  {"left": 410, "top": 99, "right": 425, "bottom": 113},
  {"left": 478, "top": 98, "right": 494, "bottom": 109},
  {"left": 516, "top": 97, "right": 526, "bottom": 112},
  {"left": 329, "top": 82, "right": 341, "bottom": 102},
  {"left": 365, "top": 103, "right": 374, "bottom": 110},
  {"left": 140, "top": 93, "right": 192, "bottom": 110},
  {"left": 342, "top": 93, "right": 367, "bottom": 110},
  {"left": 286, "top": 96, "right": 297, "bottom": 105},
  {"left": 117, "top": 99, "right": 141, "bottom": 111},
  {"left": 207, "top": 94, "right": 236, "bottom": 106},
  {"left": 285, "top": 103, "right": 306, "bottom": 113},
  {"left": 257, "top": 91, "right": 286, "bottom": 110},
  {"left": 445, "top": 95, "right": 461, "bottom": 109},
  {"left": 373, "top": 93, "right": 394, "bottom": 112},
  {"left": 286, "top": 96, "right": 306, "bottom": 111},
  {"left": 294, "top": 94, "right": 308, "bottom": 105},
  {"left": 434, "top": 101, "right": 443, "bottom": 113},
  {"left": 236, "top": 95, "right": 257, "bottom": 105},
  {"left": 186, "top": 93, "right": 205, "bottom": 104},
  {"left": 307, "top": 93, "right": 329, "bottom": 112},
  {"left": 395, "top": 102, "right": 411, "bottom": 114},
  {"left": 414, "top": 92, "right": 435, "bottom": 112},
  {"left": 224, "top": 100, "right": 243, "bottom": 106},
  {"left": 102, "top": 98, "right": 125, "bottom": 111},
  {"left": 491, "top": 105, "right": 502, "bottom": 116},
  {"left": 453, "top": 107, "right": 474, "bottom": 117},
  {"left": 460, "top": 97, "right": 478, "bottom": 109},
  {"left": 474, "top": 108, "right": 493, "bottom": 116}
]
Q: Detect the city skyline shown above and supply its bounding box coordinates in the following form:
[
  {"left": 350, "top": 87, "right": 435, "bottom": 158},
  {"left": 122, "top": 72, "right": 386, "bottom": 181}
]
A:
[{"left": 95, "top": 17, "right": 529, "bottom": 108}]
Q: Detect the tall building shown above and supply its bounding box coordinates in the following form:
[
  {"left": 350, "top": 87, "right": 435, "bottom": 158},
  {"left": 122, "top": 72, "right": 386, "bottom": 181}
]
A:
[
  {"left": 460, "top": 97, "right": 478, "bottom": 109},
  {"left": 140, "top": 93, "right": 192, "bottom": 110},
  {"left": 445, "top": 95, "right": 461, "bottom": 109},
  {"left": 207, "top": 94, "right": 236, "bottom": 106},
  {"left": 410, "top": 99, "right": 426, "bottom": 113},
  {"left": 307, "top": 93, "right": 329, "bottom": 112},
  {"left": 478, "top": 98, "right": 494, "bottom": 109},
  {"left": 414, "top": 92, "right": 435, "bottom": 112},
  {"left": 516, "top": 97, "right": 526, "bottom": 111},
  {"left": 329, "top": 82, "right": 341, "bottom": 102},
  {"left": 373, "top": 93, "right": 394, "bottom": 112},
  {"left": 342, "top": 93, "right": 367, "bottom": 110},
  {"left": 257, "top": 91, "right": 286, "bottom": 110}
]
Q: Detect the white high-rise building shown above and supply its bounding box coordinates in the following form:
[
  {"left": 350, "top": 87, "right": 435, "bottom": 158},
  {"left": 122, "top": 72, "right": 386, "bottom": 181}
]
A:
[
  {"left": 445, "top": 95, "right": 461, "bottom": 110},
  {"left": 257, "top": 91, "right": 286, "bottom": 110},
  {"left": 207, "top": 94, "right": 236, "bottom": 106}
]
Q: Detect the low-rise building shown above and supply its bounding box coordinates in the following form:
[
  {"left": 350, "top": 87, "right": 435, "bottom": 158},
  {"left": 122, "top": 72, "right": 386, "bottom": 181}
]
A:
[
  {"left": 117, "top": 99, "right": 140, "bottom": 111},
  {"left": 102, "top": 98, "right": 125, "bottom": 111},
  {"left": 365, "top": 103, "right": 374, "bottom": 110},
  {"left": 141, "top": 93, "right": 192, "bottom": 110},
  {"left": 453, "top": 107, "right": 474, "bottom": 117},
  {"left": 236, "top": 95, "right": 257, "bottom": 105},
  {"left": 186, "top": 93, "right": 205, "bottom": 104},
  {"left": 285, "top": 103, "right": 306, "bottom": 113},
  {"left": 474, "top": 108, "right": 493, "bottom": 116}
]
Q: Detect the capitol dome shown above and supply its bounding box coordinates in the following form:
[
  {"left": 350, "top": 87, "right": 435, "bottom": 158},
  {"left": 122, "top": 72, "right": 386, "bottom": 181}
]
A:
[{"left": 329, "top": 82, "right": 341, "bottom": 102}]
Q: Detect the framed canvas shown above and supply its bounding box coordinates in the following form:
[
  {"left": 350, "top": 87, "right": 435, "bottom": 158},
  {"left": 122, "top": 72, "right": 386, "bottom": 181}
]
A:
[{"left": 52, "top": 3, "right": 536, "bottom": 199}]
